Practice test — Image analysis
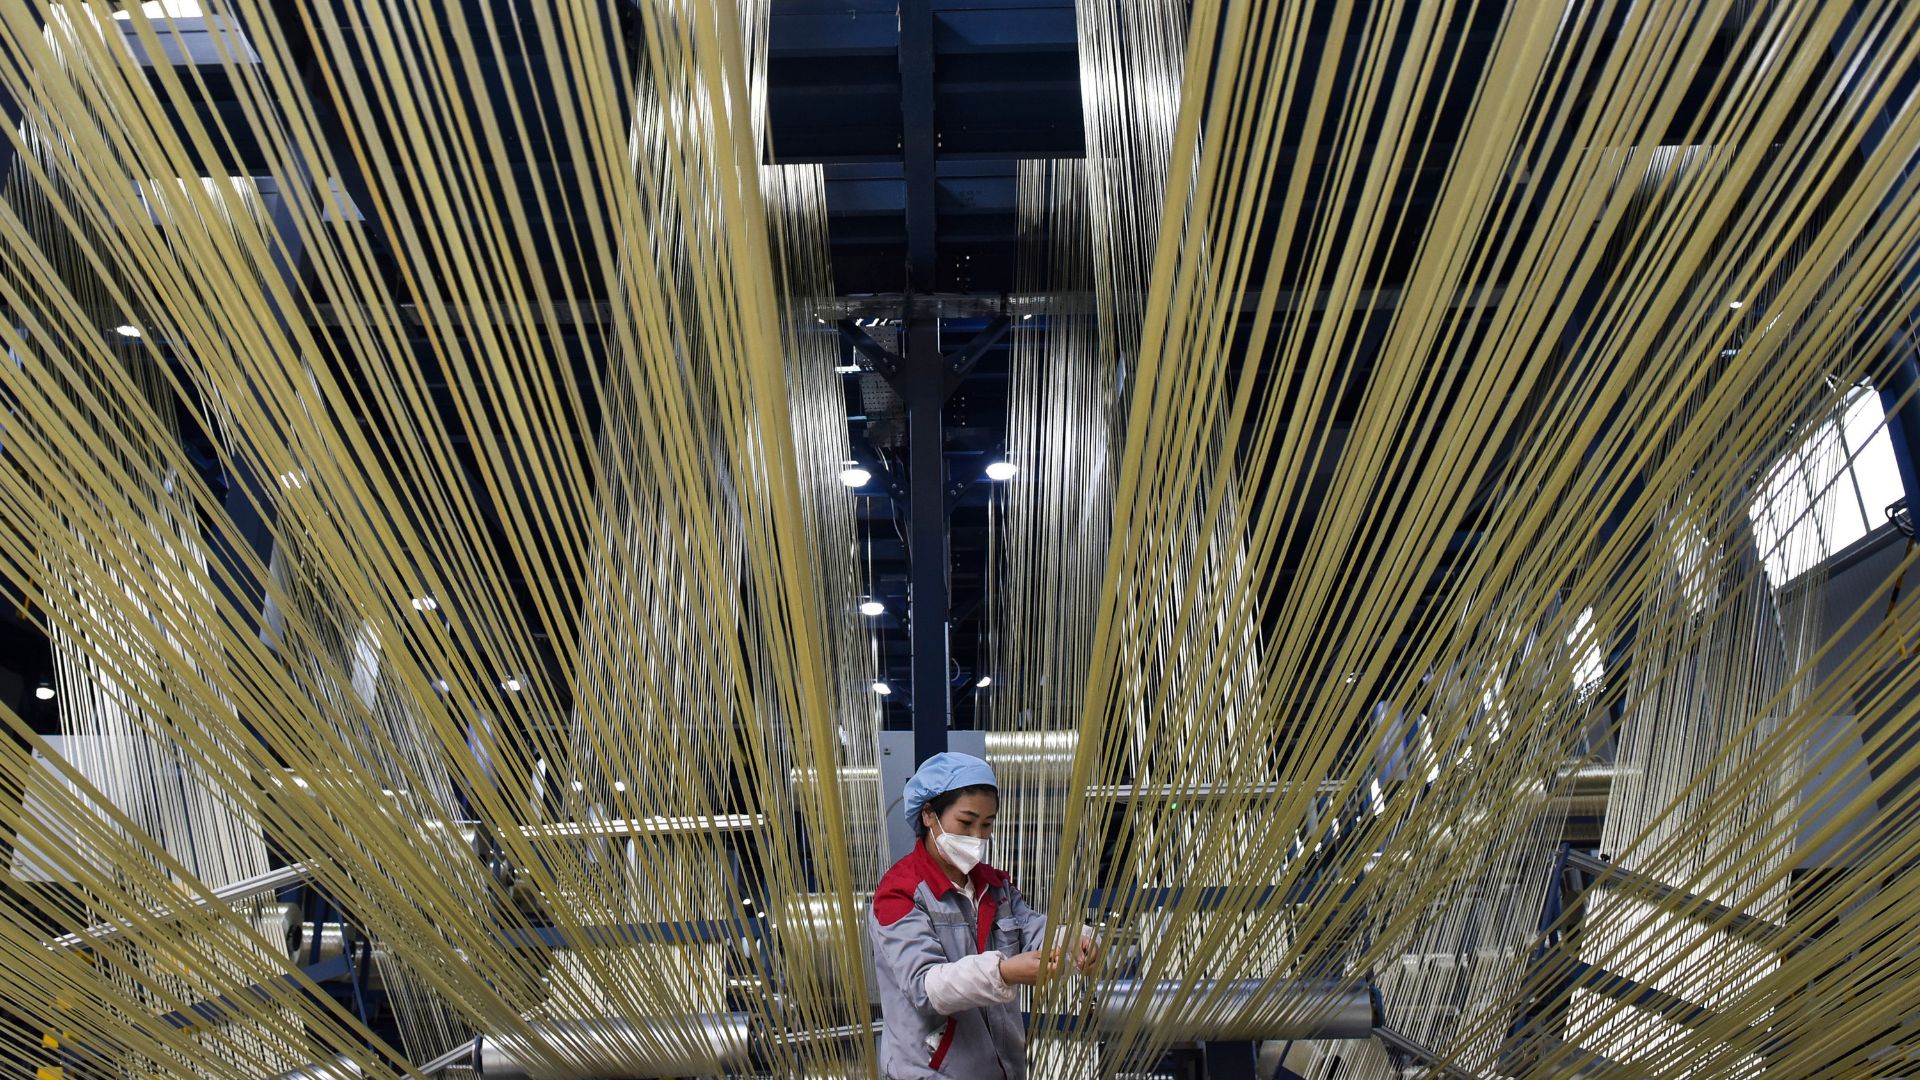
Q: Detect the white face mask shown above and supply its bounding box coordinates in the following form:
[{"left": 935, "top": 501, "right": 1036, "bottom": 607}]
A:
[{"left": 932, "top": 822, "right": 989, "bottom": 875}]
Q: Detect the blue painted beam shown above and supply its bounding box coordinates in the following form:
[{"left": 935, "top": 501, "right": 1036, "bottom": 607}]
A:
[
  {"left": 769, "top": 7, "right": 1075, "bottom": 58},
  {"left": 1878, "top": 356, "right": 1920, "bottom": 512},
  {"left": 932, "top": 9, "right": 1077, "bottom": 53},
  {"left": 1562, "top": 850, "right": 1783, "bottom": 946},
  {"left": 157, "top": 954, "right": 352, "bottom": 1029},
  {"left": 1550, "top": 960, "right": 1719, "bottom": 1030},
  {"left": 769, "top": 10, "right": 898, "bottom": 57}
]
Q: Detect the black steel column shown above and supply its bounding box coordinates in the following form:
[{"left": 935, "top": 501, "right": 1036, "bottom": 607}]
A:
[
  {"left": 906, "top": 317, "right": 949, "bottom": 763},
  {"left": 900, "top": 1, "right": 949, "bottom": 763}
]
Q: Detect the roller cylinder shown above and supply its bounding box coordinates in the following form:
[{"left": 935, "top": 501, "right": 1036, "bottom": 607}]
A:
[
  {"left": 984, "top": 730, "right": 1078, "bottom": 768},
  {"left": 473, "top": 1016, "right": 750, "bottom": 1079},
  {"left": 771, "top": 893, "right": 871, "bottom": 1006},
  {"left": 1092, "top": 977, "right": 1376, "bottom": 1041}
]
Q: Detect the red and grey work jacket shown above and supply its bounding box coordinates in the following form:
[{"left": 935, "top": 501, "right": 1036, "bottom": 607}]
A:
[{"left": 869, "top": 843, "right": 1049, "bottom": 1078}]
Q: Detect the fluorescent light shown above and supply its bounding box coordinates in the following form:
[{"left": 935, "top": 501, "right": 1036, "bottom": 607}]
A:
[
  {"left": 859, "top": 600, "right": 885, "bottom": 616},
  {"left": 872, "top": 681, "right": 892, "bottom": 696},
  {"left": 834, "top": 364, "right": 862, "bottom": 374},
  {"left": 500, "top": 677, "right": 522, "bottom": 693},
  {"left": 277, "top": 471, "right": 305, "bottom": 489},
  {"left": 1022, "top": 313, "right": 1034, "bottom": 321},
  {"left": 411, "top": 596, "right": 439, "bottom": 611},
  {"left": 984, "top": 461, "right": 1018, "bottom": 481},
  {"left": 115, "top": 1, "right": 205, "bottom": 18},
  {"left": 1728, "top": 300, "right": 1744, "bottom": 309},
  {"left": 113, "top": 324, "right": 142, "bottom": 338},
  {"left": 33, "top": 684, "right": 54, "bottom": 701},
  {"left": 975, "top": 676, "right": 992, "bottom": 688},
  {"left": 570, "top": 781, "right": 584, "bottom": 792},
  {"left": 839, "top": 467, "right": 873, "bottom": 488},
  {"left": 613, "top": 781, "right": 627, "bottom": 792}
]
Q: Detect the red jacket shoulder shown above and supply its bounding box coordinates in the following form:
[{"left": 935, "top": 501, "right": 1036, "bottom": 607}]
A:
[{"left": 873, "top": 855, "right": 927, "bottom": 927}]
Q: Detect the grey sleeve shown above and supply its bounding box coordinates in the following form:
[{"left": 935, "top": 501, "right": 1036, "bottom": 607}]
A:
[
  {"left": 871, "top": 900, "right": 950, "bottom": 1016},
  {"left": 1003, "top": 883, "right": 1051, "bottom": 954}
]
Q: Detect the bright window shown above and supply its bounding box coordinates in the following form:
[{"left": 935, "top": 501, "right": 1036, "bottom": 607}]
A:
[
  {"left": 1750, "top": 384, "right": 1904, "bottom": 586},
  {"left": 1570, "top": 606, "right": 1604, "bottom": 692}
]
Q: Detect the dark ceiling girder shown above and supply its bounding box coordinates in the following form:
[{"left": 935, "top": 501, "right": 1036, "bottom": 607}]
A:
[{"left": 900, "top": 5, "right": 937, "bottom": 292}]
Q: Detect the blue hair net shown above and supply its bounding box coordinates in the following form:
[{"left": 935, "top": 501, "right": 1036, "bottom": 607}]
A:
[{"left": 903, "top": 752, "right": 998, "bottom": 823}]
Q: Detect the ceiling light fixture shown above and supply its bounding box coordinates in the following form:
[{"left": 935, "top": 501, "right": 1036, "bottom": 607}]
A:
[
  {"left": 113, "top": 324, "right": 142, "bottom": 338},
  {"left": 500, "top": 677, "right": 522, "bottom": 693},
  {"left": 872, "top": 681, "right": 892, "bottom": 696},
  {"left": 859, "top": 600, "right": 885, "bottom": 616},
  {"left": 976, "top": 676, "right": 992, "bottom": 688},
  {"left": 984, "top": 461, "right": 1018, "bottom": 481},
  {"left": 34, "top": 683, "right": 54, "bottom": 701},
  {"left": 839, "top": 467, "right": 873, "bottom": 487}
]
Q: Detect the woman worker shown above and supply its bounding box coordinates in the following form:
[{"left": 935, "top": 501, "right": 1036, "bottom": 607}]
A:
[{"left": 871, "top": 752, "right": 1097, "bottom": 1078}]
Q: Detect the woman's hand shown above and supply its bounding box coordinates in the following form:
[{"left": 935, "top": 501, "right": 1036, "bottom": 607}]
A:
[
  {"left": 1072, "top": 930, "right": 1101, "bottom": 976},
  {"left": 998, "top": 949, "right": 1064, "bottom": 986}
]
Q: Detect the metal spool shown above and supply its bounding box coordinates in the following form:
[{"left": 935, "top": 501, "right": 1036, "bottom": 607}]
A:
[
  {"left": 770, "top": 892, "right": 873, "bottom": 1012},
  {"left": 787, "top": 766, "right": 882, "bottom": 825},
  {"left": 470, "top": 1016, "right": 751, "bottom": 1079},
  {"left": 1091, "top": 977, "right": 1378, "bottom": 1042}
]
